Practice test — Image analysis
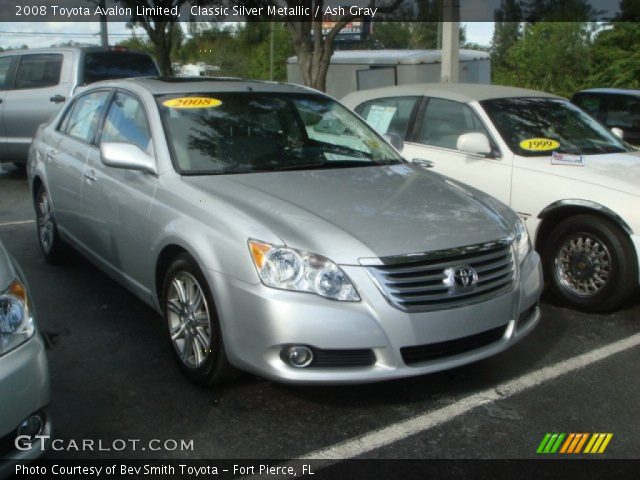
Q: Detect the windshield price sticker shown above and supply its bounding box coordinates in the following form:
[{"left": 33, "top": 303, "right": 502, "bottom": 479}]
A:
[
  {"left": 519, "top": 138, "right": 560, "bottom": 151},
  {"left": 163, "top": 97, "right": 222, "bottom": 109}
]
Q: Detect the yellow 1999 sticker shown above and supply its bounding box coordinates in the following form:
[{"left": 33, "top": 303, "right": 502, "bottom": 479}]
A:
[
  {"left": 519, "top": 138, "right": 560, "bottom": 151},
  {"left": 162, "top": 97, "right": 222, "bottom": 109}
]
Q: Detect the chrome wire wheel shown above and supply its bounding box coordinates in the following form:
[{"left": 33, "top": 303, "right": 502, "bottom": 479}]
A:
[
  {"left": 165, "top": 271, "right": 212, "bottom": 369},
  {"left": 37, "top": 190, "right": 55, "bottom": 254},
  {"left": 554, "top": 232, "right": 612, "bottom": 297}
]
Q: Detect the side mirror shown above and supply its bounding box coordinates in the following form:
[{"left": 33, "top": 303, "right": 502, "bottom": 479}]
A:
[
  {"left": 456, "top": 132, "right": 492, "bottom": 156},
  {"left": 383, "top": 133, "right": 404, "bottom": 151},
  {"left": 611, "top": 127, "right": 624, "bottom": 140},
  {"left": 100, "top": 142, "right": 157, "bottom": 175}
]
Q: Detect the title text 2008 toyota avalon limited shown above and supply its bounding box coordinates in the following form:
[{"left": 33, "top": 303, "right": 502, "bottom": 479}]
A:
[{"left": 28, "top": 77, "right": 542, "bottom": 385}]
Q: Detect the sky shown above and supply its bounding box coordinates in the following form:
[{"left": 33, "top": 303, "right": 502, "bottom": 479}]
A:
[{"left": 0, "top": 21, "right": 495, "bottom": 51}]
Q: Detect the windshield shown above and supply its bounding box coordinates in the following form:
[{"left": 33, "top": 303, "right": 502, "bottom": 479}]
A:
[
  {"left": 157, "top": 92, "right": 403, "bottom": 175},
  {"left": 480, "top": 97, "right": 633, "bottom": 156}
]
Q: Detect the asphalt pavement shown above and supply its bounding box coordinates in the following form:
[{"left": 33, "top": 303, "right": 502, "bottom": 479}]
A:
[{"left": 0, "top": 163, "right": 638, "bottom": 464}]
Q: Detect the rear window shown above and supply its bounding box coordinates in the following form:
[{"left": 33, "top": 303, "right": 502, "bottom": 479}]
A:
[{"left": 82, "top": 52, "right": 158, "bottom": 85}]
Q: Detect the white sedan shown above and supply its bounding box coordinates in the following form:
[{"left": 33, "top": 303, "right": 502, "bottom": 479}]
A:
[{"left": 343, "top": 83, "right": 640, "bottom": 312}]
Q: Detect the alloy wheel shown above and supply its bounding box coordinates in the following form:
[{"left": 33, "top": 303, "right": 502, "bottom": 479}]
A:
[
  {"left": 554, "top": 232, "right": 612, "bottom": 297},
  {"left": 165, "top": 271, "right": 212, "bottom": 368}
]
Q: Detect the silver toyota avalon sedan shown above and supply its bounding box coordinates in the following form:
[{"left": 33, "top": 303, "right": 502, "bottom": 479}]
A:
[
  {"left": 28, "top": 77, "right": 542, "bottom": 385},
  {"left": 0, "top": 241, "right": 50, "bottom": 472}
]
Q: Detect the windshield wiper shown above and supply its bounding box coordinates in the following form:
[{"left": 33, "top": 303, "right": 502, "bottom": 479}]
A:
[
  {"left": 269, "top": 160, "right": 380, "bottom": 171},
  {"left": 307, "top": 140, "right": 373, "bottom": 159}
]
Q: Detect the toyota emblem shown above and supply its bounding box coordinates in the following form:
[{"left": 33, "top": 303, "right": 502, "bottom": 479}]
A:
[{"left": 444, "top": 266, "right": 479, "bottom": 291}]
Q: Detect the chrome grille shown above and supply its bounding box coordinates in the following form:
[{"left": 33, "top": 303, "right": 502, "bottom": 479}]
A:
[{"left": 366, "top": 240, "right": 515, "bottom": 312}]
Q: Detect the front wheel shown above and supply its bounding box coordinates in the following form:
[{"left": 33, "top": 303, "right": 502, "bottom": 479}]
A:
[
  {"left": 162, "top": 253, "right": 236, "bottom": 385},
  {"left": 543, "top": 215, "right": 637, "bottom": 312}
]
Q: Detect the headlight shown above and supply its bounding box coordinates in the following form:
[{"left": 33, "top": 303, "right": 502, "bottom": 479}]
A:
[
  {"left": 513, "top": 217, "right": 531, "bottom": 263},
  {"left": 248, "top": 240, "right": 360, "bottom": 301},
  {"left": 0, "top": 279, "right": 35, "bottom": 356}
]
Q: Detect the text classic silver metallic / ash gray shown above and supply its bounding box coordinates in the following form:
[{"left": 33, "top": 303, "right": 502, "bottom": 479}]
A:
[{"left": 27, "top": 78, "right": 543, "bottom": 385}]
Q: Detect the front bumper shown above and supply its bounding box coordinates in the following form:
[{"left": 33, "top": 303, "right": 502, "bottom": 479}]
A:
[
  {"left": 0, "top": 332, "right": 51, "bottom": 470},
  {"left": 210, "top": 251, "right": 543, "bottom": 384}
]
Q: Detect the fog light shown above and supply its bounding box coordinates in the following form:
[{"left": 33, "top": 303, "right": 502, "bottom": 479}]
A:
[
  {"left": 17, "top": 415, "right": 43, "bottom": 439},
  {"left": 286, "top": 346, "right": 313, "bottom": 368}
]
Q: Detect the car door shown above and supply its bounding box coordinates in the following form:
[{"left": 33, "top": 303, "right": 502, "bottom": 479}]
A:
[
  {"left": 401, "top": 97, "right": 512, "bottom": 205},
  {"left": 82, "top": 90, "right": 157, "bottom": 293},
  {"left": 46, "top": 89, "right": 111, "bottom": 242},
  {"left": 2, "top": 52, "right": 71, "bottom": 161}
]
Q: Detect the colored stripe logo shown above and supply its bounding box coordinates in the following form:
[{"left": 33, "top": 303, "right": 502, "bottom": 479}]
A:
[{"left": 537, "top": 433, "right": 613, "bottom": 454}]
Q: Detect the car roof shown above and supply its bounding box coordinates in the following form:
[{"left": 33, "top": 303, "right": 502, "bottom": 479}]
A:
[
  {"left": 0, "top": 46, "right": 149, "bottom": 55},
  {"left": 342, "top": 83, "right": 562, "bottom": 104},
  {"left": 577, "top": 88, "right": 640, "bottom": 96},
  {"left": 86, "top": 76, "right": 320, "bottom": 95}
]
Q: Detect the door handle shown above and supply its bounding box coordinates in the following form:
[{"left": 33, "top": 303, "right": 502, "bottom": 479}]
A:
[
  {"left": 84, "top": 172, "right": 97, "bottom": 183},
  {"left": 50, "top": 94, "right": 66, "bottom": 104},
  {"left": 412, "top": 158, "right": 435, "bottom": 168}
]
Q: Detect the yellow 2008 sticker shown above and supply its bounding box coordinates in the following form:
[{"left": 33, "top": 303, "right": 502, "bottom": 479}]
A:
[
  {"left": 162, "top": 97, "right": 222, "bottom": 109},
  {"left": 519, "top": 138, "right": 560, "bottom": 151}
]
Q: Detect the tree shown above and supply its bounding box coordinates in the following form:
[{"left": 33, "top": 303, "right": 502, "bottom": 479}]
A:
[
  {"left": 117, "top": 0, "right": 187, "bottom": 75},
  {"left": 284, "top": 0, "right": 403, "bottom": 91},
  {"left": 491, "top": 0, "right": 523, "bottom": 81},
  {"left": 587, "top": 23, "right": 640, "bottom": 89},
  {"left": 522, "top": 0, "right": 603, "bottom": 21},
  {"left": 116, "top": 34, "right": 155, "bottom": 55},
  {"left": 498, "top": 22, "right": 592, "bottom": 97}
]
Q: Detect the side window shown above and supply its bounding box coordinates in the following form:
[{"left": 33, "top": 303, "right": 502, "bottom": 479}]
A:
[
  {"left": 605, "top": 95, "right": 640, "bottom": 130},
  {"left": 419, "top": 98, "right": 490, "bottom": 151},
  {"left": 0, "top": 57, "right": 14, "bottom": 90},
  {"left": 574, "top": 94, "right": 603, "bottom": 121},
  {"left": 355, "top": 96, "right": 419, "bottom": 137},
  {"left": 100, "top": 92, "right": 152, "bottom": 153},
  {"left": 62, "top": 91, "right": 111, "bottom": 143},
  {"left": 14, "top": 54, "right": 63, "bottom": 90}
]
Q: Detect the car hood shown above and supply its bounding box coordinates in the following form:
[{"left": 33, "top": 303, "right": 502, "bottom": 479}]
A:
[
  {"left": 521, "top": 150, "right": 640, "bottom": 197},
  {"left": 184, "top": 164, "right": 514, "bottom": 264}
]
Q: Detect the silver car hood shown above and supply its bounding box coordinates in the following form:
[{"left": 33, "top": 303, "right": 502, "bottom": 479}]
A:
[{"left": 184, "top": 164, "right": 513, "bottom": 264}]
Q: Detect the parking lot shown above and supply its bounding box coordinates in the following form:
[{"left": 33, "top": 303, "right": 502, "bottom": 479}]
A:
[{"left": 1, "top": 162, "right": 639, "bottom": 463}]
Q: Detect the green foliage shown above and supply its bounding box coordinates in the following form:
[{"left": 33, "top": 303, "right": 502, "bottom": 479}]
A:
[
  {"left": 245, "top": 23, "right": 293, "bottom": 81},
  {"left": 176, "top": 23, "right": 293, "bottom": 81},
  {"left": 366, "top": 22, "right": 465, "bottom": 50},
  {"left": 587, "top": 23, "right": 640, "bottom": 89},
  {"left": 493, "top": 22, "right": 591, "bottom": 97},
  {"left": 492, "top": 21, "right": 640, "bottom": 95},
  {"left": 116, "top": 35, "right": 154, "bottom": 56}
]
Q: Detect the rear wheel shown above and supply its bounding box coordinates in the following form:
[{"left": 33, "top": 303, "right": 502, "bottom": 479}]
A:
[
  {"left": 162, "top": 254, "right": 236, "bottom": 385},
  {"left": 543, "top": 215, "right": 637, "bottom": 312},
  {"left": 35, "top": 185, "right": 66, "bottom": 263}
]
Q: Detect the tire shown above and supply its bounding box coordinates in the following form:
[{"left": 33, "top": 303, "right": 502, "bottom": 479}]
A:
[
  {"left": 161, "top": 253, "right": 236, "bottom": 385},
  {"left": 34, "top": 185, "right": 66, "bottom": 264},
  {"left": 542, "top": 214, "right": 637, "bottom": 312}
]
